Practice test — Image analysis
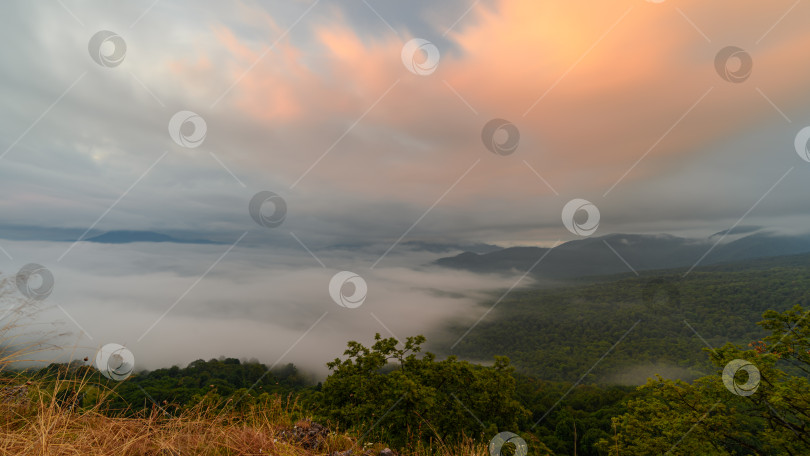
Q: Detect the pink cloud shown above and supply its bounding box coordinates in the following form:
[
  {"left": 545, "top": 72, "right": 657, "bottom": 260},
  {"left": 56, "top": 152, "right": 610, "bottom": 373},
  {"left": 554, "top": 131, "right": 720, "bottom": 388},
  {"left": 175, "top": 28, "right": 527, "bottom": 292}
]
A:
[{"left": 170, "top": 0, "right": 810, "bottom": 209}]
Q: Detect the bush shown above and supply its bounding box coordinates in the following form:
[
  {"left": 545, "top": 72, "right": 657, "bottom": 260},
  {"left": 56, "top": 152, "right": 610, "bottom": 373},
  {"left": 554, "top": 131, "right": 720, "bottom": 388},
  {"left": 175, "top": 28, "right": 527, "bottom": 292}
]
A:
[{"left": 321, "top": 334, "right": 530, "bottom": 448}]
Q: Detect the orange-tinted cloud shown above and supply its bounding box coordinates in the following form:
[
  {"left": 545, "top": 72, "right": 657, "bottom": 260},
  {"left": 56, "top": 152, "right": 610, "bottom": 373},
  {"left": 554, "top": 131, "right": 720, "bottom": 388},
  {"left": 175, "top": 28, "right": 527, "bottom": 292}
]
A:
[{"left": 172, "top": 0, "right": 810, "bottom": 210}]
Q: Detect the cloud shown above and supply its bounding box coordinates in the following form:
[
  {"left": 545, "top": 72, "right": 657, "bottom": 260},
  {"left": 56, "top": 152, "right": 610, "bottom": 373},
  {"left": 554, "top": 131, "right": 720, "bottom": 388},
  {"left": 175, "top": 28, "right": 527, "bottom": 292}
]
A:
[
  {"left": 165, "top": 0, "right": 810, "bottom": 241},
  {"left": 1, "top": 0, "right": 810, "bottom": 247}
]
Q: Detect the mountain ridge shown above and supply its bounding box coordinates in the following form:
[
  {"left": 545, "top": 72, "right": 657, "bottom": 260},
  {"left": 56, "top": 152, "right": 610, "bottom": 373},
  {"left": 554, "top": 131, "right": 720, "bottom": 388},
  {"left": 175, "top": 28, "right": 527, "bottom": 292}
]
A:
[
  {"left": 434, "top": 231, "right": 810, "bottom": 279},
  {"left": 83, "top": 230, "right": 221, "bottom": 245}
]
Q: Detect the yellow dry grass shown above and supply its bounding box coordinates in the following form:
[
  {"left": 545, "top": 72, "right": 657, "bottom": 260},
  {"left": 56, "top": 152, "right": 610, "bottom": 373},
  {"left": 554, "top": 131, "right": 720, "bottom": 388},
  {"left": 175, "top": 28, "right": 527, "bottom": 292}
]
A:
[{"left": 0, "top": 295, "right": 490, "bottom": 456}]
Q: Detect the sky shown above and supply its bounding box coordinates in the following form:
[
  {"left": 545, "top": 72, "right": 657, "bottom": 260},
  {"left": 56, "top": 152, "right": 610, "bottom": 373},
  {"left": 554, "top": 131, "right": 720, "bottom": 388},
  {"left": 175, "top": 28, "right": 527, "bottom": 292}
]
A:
[{"left": 1, "top": 0, "right": 810, "bottom": 375}]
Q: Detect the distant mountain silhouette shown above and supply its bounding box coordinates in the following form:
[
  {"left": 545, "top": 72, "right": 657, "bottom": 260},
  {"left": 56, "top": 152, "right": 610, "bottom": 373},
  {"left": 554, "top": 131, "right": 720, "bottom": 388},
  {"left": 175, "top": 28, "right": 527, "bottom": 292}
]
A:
[
  {"left": 434, "top": 232, "right": 810, "bottom": 279},
  {"left": 399, "top": 240, "right": 501, "bottom": 254},
  {"left": 325, "top": 240, "right": 501, "bottom": 254},
  {"left": 84, "top": 230, "right": 220, "bottom": 245}
]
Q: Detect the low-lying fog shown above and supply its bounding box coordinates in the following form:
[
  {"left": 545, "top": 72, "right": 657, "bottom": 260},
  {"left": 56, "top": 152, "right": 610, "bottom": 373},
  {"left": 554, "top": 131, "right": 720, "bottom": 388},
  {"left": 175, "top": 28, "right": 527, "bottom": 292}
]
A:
[{"left": 0, "top": 238, "right": 521, "bottom": 378}]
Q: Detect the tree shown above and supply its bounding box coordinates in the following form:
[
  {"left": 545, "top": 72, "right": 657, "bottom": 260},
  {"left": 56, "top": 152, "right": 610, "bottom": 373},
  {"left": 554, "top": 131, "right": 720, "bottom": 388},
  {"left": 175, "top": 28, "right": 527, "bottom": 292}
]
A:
[
  {"left": 600, "top": 304, "right": 810, "bottom": 455},
  {"left": 321, "top": 334, "right": 530, "bottom": 448}
]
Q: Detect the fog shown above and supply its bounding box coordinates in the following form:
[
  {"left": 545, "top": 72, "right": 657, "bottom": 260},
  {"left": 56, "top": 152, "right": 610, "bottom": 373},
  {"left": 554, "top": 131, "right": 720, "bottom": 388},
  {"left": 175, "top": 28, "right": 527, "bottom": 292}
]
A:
[{"left": 0, "top": 239, "right": 522, "bottom": 377}]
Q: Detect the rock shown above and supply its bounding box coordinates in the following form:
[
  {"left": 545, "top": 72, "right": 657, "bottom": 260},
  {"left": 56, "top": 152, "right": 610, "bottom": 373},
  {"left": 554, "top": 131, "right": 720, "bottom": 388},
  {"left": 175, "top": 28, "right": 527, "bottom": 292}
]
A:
[
  {"left": 281, "top": 420, "right": 331, "bottom": 450},
  {"left": 329, "top": 444, "right": 396, "bottom": 456},
  {"left": 0, "top": 385, "right": 30, "bottom": 407}
]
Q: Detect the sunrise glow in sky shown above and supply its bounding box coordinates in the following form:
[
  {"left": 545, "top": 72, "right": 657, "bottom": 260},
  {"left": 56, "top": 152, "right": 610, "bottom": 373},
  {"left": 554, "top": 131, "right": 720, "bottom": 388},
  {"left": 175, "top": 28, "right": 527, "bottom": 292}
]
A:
[{"left": 1, "top": 0, "right": 809, "bottom": 245}]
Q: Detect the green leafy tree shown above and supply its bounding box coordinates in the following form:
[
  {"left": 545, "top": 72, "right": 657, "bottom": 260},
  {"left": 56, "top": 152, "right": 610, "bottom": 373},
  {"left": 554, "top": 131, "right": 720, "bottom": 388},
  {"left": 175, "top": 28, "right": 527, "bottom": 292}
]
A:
[
  {"left": 321, "top": 334, "right": 530, "bottom": 448},
  {"left": 600, "top": 305, "right": 810, "bottom": 455}
]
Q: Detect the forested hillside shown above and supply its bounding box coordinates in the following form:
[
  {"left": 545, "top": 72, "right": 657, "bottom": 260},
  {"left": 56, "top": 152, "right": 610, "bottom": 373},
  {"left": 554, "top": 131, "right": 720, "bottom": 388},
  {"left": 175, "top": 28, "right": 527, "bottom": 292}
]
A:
[{"left": 443, "top": 253, "right": 810, "bottom": 383}]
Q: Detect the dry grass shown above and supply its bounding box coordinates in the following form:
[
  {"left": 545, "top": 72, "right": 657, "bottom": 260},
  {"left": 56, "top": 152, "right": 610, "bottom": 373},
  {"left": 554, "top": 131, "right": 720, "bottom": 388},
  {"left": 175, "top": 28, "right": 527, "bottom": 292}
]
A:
[
  {"left": 0, "top": 286, "right": 491, "bottom": 456},
  {"left": 0, "top": 379, "right": 492, "bottom": 456},
  {"left": 0, "top": 369, "right": 496, "bottom": 456},
  {"left": 0, "top": 376, "right": 354, "bottom": 456}
]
